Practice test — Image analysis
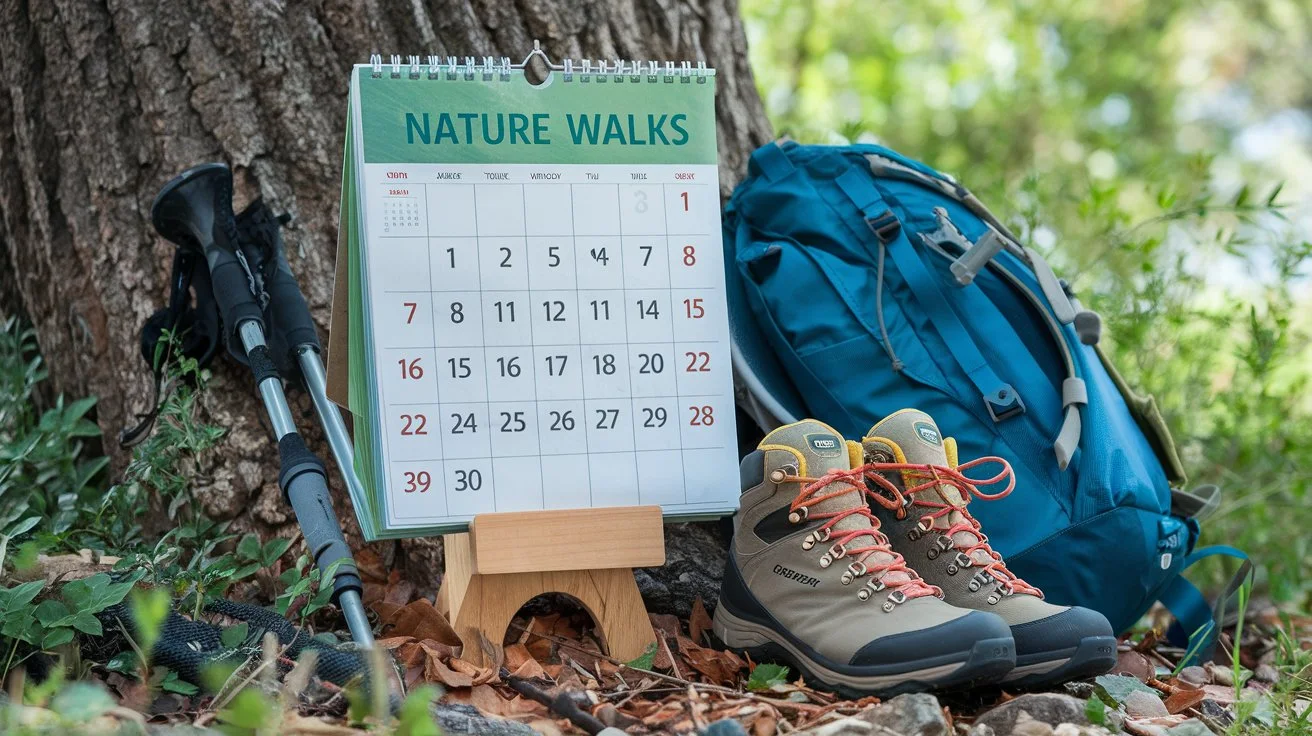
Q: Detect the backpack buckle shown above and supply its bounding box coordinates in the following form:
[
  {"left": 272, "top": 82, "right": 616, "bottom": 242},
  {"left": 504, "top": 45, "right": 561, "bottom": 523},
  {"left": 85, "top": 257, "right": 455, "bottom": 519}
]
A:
[
  {"left": 985, "top": 385, "right": 1025, "bottom": 422},
  {"left": 865, "top": 210, "right": 901, "bottom": 244}
]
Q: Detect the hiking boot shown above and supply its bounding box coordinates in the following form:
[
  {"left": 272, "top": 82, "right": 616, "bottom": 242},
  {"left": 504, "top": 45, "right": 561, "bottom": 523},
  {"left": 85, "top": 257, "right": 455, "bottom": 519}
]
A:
[
  {"left": 713, "top": 419, "right": 1016, "bottom": 697},
  {"left": 858, "top": 409, "right": 1118, "bottom": 688}
]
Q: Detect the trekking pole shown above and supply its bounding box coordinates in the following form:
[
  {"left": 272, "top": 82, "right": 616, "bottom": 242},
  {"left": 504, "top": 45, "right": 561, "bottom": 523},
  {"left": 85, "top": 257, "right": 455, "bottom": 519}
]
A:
[{"left": 151, "top": 163, "right": 373, "bottom": 649}]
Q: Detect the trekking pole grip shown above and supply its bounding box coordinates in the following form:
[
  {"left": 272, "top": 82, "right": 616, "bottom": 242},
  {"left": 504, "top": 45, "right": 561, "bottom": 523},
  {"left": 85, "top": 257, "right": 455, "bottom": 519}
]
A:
[{"left": 277, "top": 432, "right": 364, "bottom": 599}]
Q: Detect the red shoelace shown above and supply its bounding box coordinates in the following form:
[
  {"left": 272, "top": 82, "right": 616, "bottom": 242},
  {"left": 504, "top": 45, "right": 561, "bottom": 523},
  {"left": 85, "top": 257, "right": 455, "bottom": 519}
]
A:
[
  {"left": 857, "top": 457, "right": 1043, "bottom": 598},
  {"left": 783, "top": 467, "right": 939, "bottom": 599}
]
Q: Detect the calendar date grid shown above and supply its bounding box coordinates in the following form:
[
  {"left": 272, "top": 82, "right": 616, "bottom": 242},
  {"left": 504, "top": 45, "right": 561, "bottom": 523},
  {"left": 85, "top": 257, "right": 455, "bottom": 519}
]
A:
[{"left": 370, "top": 173, "right": 730, "bottom": 521}]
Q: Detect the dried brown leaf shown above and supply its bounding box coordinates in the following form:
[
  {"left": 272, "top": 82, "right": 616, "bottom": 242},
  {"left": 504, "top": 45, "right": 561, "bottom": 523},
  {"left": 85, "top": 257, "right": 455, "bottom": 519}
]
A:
[{"left": 689, "top": 598, "right": 714, "bottom": 646}]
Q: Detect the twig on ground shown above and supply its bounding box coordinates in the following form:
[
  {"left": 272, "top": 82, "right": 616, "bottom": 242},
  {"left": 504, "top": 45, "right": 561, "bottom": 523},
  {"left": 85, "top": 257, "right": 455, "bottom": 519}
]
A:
[{"left": 500, "top": 667, "right": 608, "bottom": 735}]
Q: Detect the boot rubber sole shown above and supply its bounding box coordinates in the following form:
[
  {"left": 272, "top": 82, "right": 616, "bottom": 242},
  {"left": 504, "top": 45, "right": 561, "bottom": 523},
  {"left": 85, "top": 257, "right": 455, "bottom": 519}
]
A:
[
  {"left": 713, "top": 604, "right": 1015, "bottom": 698},
  {"left": 1001, "top": 635, "right": 1118, "bottom": 689}
]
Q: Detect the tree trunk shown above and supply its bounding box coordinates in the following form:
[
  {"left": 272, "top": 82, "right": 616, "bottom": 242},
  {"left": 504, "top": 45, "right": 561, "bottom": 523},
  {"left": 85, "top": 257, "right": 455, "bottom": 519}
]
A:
[{"left": 0, "top": 0, "right": 770, "bottom": 613}]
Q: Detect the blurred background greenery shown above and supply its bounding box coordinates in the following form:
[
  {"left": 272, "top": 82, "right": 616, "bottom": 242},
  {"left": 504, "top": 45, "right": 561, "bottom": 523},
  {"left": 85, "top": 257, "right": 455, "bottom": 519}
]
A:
[{"left": 741, "top": 0, "right": 1311, "bottom": 606}]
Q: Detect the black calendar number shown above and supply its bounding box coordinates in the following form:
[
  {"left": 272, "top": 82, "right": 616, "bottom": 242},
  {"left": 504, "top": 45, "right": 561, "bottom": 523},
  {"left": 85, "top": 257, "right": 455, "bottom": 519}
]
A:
[
  {"left": 449, "top": 302, "right": 465, "bottom": 323},
  {"left": 590, "top": 247, "right": 609, "bottom": 265},
  {"left": 453, "top": 469, "right": 482, "bottom": 492},
  {"left": 448, "top": 357, "right": 472, "bottom": 379},
  {"left": 640, "top": 245, "right": 653, "bottom": 266},
  {"left": 544, "top": 354, "right": 568, "bottom": 376},
  {"left": 497, "top": 356, "right": 522, "bottom": 377},
  {"left": 399, "top": 413, "right": 428, "bottom": 435},
  {"left": 594, "top": 408, "right": 619, "bottom": 430},
  {"left": 499, "top": 411, "right": 527, "bottom": 433},
  {"left": 542, "top": 300, "right": 566, "bottom": 322},
  {"left": 499, "top": 247, "right": 513, "bottom": 268},
  {"left": 593, "top": 353, "right": 616, "bottom": 375},
  {"left": 403, "top": 471, "right": 431, "bottom": 493},
  {"left": 494, "top": 300, "right": 517, "bottom": 323},
  {"left": 549, "top": 410, "right": 576, "bottom": 431},
  {"left": 590, "top": 300, "right": 611, "bottom": 320},
  {"left": 446, "top": 247, "right": 456, "bottom": 268},
  {"left": 637, "top": 352, "right": 665, "bottom": 374},
  {"left": 684, "top": 351, "right": 711, "bottom": 372},
  {"left": 397, "top": 358, "right": 424, "bottom": 380},
  {"left": 636, "top": 299, "right": 660, "bottom": 320},
  {"left": 548, "top": 245, "right": 561, "bottom": 267},
  {"left": 641, "top": 407, "right": 668, "bottom": 428},
  {"left": 450, "top": 412, "right": 478, "bottom": 434}
]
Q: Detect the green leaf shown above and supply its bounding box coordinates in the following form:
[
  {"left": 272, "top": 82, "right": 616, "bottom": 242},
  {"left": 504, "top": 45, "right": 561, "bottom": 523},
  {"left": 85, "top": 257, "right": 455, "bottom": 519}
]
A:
[
  {"left": 71, "top": 611, "right": 103, "bottom": 636},
  {"left": 41, "top": 626, "right": 75, "bottom": 648},
  {"left": 218, "top": 688, "right": 277, "bottom": 730},
  {"left": 0, "top": 579, "right": 45, "bottom": 610},
  {"left": 130, "top": 587, "right": 171, "bottom": 659},
  {"left": 236, "top": 533, "right": 262, "bottom": 561},
  {"left": 624, "top": 642, "right": 657, "bottom": 670},
  {"left": 261, "top": 536, "right": 293, "bottom": 564},
  {"left": 106, "top": 651, "right": 137, "bottom": 675},
  {"left": 1085, "top": 695, "right": 1107, "bottom": 725},
  {"left": 49, "top": 682, "right": 114, "bottom": 722},
  {"left": 157, "top": 668, "right": 200, "bottom": 695},
  {"left": 32, "top": 598, "right": 71, "bottom": 625},
  {"left": 221, "top": 622, "right": 250, "bottom": 649},
  {"left": 1095, "top": 674, "right": 1161, "bottom": 706},
  {"left": 746, "top": 663, "right": 790, "bottom": 692},
  {"left": 396, "top": 685, "right": 443, "bottom": 736}
]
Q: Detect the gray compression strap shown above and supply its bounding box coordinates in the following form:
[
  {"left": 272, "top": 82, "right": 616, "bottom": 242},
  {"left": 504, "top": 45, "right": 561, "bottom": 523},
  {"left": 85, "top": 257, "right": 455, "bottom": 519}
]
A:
[
  {"left": 1054, "top": 377, "right": 1088, "bottom": 470},
  {"left": 1171, "top": 484, "right": 1223, "bottom": 522}
]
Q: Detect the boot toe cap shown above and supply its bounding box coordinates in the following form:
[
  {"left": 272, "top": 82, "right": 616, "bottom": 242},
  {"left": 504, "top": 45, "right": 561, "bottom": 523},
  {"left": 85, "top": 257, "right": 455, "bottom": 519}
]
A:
[
  {"left": 849, "top": 610, "right": 1012, "bottom": 668},
  {"left": 1011, "top": 606, "right": 1114, "bottom": 657}
]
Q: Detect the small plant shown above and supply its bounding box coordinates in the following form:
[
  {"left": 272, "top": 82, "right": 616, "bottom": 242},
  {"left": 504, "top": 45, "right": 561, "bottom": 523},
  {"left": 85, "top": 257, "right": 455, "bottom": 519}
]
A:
[{"left": 0, "top": 572, "right": 140, "bottom": 676}]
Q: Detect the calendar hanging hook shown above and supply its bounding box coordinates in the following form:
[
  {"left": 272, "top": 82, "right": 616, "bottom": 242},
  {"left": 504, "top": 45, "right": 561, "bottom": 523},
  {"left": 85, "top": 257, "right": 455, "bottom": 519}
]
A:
[{"left": 517, "top": 39, "right": 564, "bottom": 72}]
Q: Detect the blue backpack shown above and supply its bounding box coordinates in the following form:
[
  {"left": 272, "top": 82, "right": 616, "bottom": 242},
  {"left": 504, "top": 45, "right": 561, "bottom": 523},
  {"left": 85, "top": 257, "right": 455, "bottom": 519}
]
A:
[{"left": 723, "top": 140, "right": 1249, "bottom": 661}]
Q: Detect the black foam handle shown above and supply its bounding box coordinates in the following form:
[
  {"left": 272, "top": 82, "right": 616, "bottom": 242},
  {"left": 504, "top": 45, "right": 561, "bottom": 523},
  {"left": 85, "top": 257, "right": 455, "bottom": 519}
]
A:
[
  {"left": 266, "top": 249, "right": 321, "bottom": 355},
  {"left": 278, "top": 434, "right": 362, "bottom": 600}
]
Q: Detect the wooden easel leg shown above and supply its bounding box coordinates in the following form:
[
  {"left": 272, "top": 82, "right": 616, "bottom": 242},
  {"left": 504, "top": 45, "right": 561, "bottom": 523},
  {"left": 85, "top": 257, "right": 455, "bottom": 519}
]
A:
[
  {"left": 446, "top": 566, "right": 655, "bottom": 667},
  {"left": 435, "top": 532, "right": 472, "bottom": 618}
]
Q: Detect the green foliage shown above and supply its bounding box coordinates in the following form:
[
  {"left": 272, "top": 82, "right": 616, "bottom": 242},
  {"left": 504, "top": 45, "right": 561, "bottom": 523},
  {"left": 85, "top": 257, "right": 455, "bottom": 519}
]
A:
[
  {"left": 742, "top": 0, "right": 1312, "bottom": 607},
  {"left": 0, "top": 572, "right": 139, "bottom": 674},
  {"left": 396, "top": 685, "right": 444, "bottom": 736},
  {"left": 746, "top": 662, "right": 791, "bottom": 691},
  {"left": 0, "top": 319, "right": 108, "bottom": 544},
  {"left": 625, "top": 641, "right": 658, "bottom": 670}
]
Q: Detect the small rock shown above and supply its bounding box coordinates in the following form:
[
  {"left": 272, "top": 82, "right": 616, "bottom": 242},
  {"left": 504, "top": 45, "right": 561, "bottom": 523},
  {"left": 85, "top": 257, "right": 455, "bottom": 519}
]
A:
[
  {"left": 1114, "top": 650, "right": 1156, "bottom": 681},
  {"left": 1163, "top": 719, "right": 1212, "bottom": 736},
  {"left": 860, "top": 693, "right": 950, "bottom": 736},
  {"left": 703, "top": 720, "right": 750, "bottom": 736},
  {"left": 1063, "top": 681, "right": 1096, "bottom": 699},
  {"left": 1053, "top": 725, "right": 1081, "bottom": 736},
  {"left": 1011, "top": 714, "right": 1055, "bottom": 736},
  {"left": 1124, "top": 691, "right": 1169, "bottom": 719},
  {"left": 1205, "top": 663, "right": 1233, "bottom": 686},
  {"left": 1197, "top": 700, "right": 1233, "bottom": 726},
  {"left": 800, "top": 718, "right": 871, "bottom": 736},
  {"left": 1254, "top": 664, "right": 1279, "bottom": 683},
  {"left": 1174, "top": 666, "right": 1208, "bottom": 689},
  {"left": 965, "top": 724, "right": 995, "bottom": 736},
  {"left": 974, "top": 693, "right": 1090, "bottom": 734},
  {"left": 432, "top": 703, "right": 537, "bottom": 735}
]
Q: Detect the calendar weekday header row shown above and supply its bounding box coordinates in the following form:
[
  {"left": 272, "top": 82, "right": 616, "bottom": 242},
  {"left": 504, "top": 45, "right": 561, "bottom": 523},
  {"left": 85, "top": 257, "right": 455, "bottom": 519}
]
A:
[{"left": 368, "top": 163, "right": 715, "bottom": 186}]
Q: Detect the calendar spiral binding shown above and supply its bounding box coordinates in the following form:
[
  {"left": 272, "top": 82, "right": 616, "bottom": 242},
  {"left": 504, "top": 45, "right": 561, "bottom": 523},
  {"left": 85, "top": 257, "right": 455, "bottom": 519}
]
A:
[{"left": 368, "top": 39, "right": 713, "bottom": 84}]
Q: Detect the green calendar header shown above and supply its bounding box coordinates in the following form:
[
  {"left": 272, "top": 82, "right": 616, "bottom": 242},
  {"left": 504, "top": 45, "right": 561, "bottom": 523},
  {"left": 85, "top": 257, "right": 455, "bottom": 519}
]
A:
[{"left": 355, "top": 70, "right": 717, "bottom": 165}]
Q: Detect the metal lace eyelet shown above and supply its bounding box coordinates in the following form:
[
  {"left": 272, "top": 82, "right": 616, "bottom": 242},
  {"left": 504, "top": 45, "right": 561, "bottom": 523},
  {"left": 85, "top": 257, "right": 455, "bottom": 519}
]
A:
[
  {"left": 881, "top": 589, "right": 907, "bottom": 612},
  {"left": 946, "top": 551, "right": 973, "bottom": 575},
  {"left": 769, "top": 469, "right": 787, "bottom": 483},
  {"left": 788, "top": 506, "right": 809, "bottom": 524},
  {"left": 907, "top": 527, "right": 923, "bottom": 542},
  {"left": 917, "top": 518, "right": 934, "bottom": 532},
  {"left": 987, "top": 593, "right": 1001, "bottom": 605},
  {"left": 819, "top": 553, "right": 834, "bottom": 568},
  {"left": 841, "top": 561, "right": 867, "bottom": 585},
  {"left": 828, "top": 542, "right": 847, "bottom": 560},
  {"left": 857, "top": 589, "right": 872, "bottom": 601}
]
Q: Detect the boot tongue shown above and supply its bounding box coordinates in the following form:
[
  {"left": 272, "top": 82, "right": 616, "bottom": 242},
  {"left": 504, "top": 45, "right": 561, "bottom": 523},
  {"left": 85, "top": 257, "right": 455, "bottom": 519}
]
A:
[
  {"left": 759, "top": 420, "right": 860, "bottom": 522},
  {"left": 864, "top": 411, "right": 992, "bottom": 564},
  {"left": 864, "top": 410, "right": 963, "bottom": 501},
  {"left": 760, "top": 421, "right": 913, "bottom": 586}
]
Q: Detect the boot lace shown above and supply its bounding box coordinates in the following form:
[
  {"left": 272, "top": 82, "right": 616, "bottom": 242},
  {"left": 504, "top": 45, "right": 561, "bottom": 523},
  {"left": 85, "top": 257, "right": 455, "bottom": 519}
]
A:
[
  {"left": 857, "top": 457, "right": 1043, "bottom": 598},
  {"left": 779, "top": 467, "right": 940, "bottom": 604}
]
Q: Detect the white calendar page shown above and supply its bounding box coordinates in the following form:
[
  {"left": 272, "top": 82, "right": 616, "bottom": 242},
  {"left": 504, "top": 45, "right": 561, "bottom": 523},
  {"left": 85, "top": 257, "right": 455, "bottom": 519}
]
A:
[{"left": 342, "top": 61, "right": 739, "bottom": 537}]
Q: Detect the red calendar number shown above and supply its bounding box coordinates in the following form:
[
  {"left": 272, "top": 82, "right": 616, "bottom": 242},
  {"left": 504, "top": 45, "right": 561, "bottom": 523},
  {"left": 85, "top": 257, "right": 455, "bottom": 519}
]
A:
[
  {"left": 398, "top": 357, "right": 424, "bottom": 380},
  {"left": 400, "top": 413, "right": 428, "bottom": 435},
  {"left": 684, "top": 351, "right": 711, "bottom": 372},
  {"left": 682, "top": 245, "right": 696, "bottom": 266},
  {"left": 683, "top": 298, "right": 705, "bottom": 319},
  {"left": 680, "top": 191, "right": 689, "bottom": 211},
  {"left": 403, "top": 301, "right": 417, "bottom": 323},
  {"left": 689, "top": 405, "right": 715, "bottom": 426},
  {"left": 403, "top": 470, "right": 431, "bottom": 493}
]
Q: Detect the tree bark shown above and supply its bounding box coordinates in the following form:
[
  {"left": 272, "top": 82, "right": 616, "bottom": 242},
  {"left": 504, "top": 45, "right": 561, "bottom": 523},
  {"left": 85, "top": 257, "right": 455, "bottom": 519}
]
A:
[{"left": 0, "top": 0, "right": 770, "bottom": 610}]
